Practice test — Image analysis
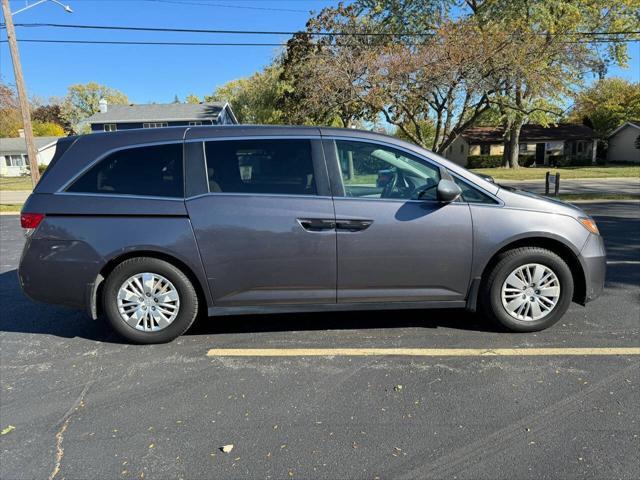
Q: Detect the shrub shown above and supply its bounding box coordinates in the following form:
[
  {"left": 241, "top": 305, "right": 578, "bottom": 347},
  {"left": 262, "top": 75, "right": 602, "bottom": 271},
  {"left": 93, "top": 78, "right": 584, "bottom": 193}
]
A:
[
  {"left": 467, "top": 155, "right": 503, "bottom": 168},
  {"left": 519, "top": 155, "right": 536, "bottom": 167},
  {"left": 38, "top": 164, "right": 48, "bottom": 174}
]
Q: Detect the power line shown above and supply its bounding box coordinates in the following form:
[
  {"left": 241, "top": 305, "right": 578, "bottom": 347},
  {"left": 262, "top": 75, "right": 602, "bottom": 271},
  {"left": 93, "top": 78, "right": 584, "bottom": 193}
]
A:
[
  {"left": 3, "top": 22, "right": 640, "bottom": 38},
  {"left": 0, "top": 38, "right": 636, "bottom": 47},
  {"left": 141, "top": 0, "right": 310, "bottom": 13}
]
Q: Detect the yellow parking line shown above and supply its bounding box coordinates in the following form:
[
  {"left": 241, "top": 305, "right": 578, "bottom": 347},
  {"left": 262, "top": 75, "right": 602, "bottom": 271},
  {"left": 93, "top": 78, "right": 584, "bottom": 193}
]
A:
[{"left": 207, "top": 347, "right": 640, "bottom": 357}]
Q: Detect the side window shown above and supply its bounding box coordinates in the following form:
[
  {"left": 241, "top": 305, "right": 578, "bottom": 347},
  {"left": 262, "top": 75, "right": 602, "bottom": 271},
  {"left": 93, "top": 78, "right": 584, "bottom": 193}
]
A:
[
  {"left": 204, "top": 139, "right": 317, "bottom": 196},
  {"left": 452, "top": 176, "right": 497, "bottom": 204},
  {"left": 67, "top": 143, "right": 183, "bottom": 197},
  {"left": 335, "top": 140, "right": 440, "bottom": 201}
]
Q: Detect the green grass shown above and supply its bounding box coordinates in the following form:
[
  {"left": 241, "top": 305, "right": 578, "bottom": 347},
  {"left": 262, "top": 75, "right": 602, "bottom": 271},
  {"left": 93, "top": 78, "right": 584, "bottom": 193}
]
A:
[
  {"left": 0, "top": 177, "right": 34, "bottom": 191},
  {"left": 0, "top": 204, "right": 23, "bottom": 213},
  {"left": 555, "top": 193, "right": 640, "bottom": 201},
  {"left": 471, "top": 165, "right": 640, "bottom": 181}
]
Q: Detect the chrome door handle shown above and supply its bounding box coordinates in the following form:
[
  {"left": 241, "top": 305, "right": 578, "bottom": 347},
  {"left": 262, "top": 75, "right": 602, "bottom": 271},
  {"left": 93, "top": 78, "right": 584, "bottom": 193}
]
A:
[
  {"left": 335, "top": 219, "right": 373, "bottom": 232},
  {"left": 297, "top": 218, "right": 336, "bottom": 232}
]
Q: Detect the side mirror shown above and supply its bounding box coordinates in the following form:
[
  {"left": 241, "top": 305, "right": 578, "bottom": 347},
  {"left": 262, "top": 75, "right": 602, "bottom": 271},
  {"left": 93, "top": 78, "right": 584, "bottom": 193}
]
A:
[
  {"left": 476, "top": 173, "right": 495, "bottom": 183},
  {"left": 437, "top": 179, "right": 462, "bottom": 203}
]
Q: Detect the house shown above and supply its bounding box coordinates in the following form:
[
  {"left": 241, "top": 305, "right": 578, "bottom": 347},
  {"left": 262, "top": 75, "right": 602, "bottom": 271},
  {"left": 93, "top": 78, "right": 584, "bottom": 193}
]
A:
[
  {"left": 0, "top": 133, "right": 62, "bottom": 177},
  {"left": 445, "top": 123, "right": 597, "bottom": 167},
  {"left": 85, "top": 100, "right": 238, "bottom": 133},
  {"left": 607, "top": 121, "right": 640, "bottom": 163}
]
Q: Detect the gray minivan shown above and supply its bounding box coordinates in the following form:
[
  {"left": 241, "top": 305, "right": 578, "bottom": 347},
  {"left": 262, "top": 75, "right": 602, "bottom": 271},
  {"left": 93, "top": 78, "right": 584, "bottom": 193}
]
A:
[{"left": 19, "top": 126, "right": 605, "bottom": 343}]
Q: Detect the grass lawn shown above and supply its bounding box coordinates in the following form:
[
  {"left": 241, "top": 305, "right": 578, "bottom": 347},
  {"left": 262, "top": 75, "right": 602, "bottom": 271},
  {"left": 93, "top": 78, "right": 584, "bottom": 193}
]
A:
[
  {"left": 556, "top": 193, "right": 640, "bottom": 201},
  {"left": 471, "top": 165, "right": 640, "bottom": 181},
  {"left": 0, "top": 204, "right": 23, "bottom": 213},
  {"left": 0, "top": 177, "right": 33, "bottom": 191}
]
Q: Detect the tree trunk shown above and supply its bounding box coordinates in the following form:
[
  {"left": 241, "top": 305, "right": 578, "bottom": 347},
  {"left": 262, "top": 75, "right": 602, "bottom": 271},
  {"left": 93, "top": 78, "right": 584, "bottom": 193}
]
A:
[
  {"left": 501, "top": 119, "right": 511, "bottom": 168},
  {"left": 508, "top": 121, "right": 522, "bottom": 169}
]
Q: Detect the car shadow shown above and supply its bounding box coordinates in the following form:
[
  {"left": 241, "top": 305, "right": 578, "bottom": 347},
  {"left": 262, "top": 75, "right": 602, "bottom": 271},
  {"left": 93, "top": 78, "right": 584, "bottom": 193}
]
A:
[{"left": 0, "top": 269, "right": 503, "bottom": 342}]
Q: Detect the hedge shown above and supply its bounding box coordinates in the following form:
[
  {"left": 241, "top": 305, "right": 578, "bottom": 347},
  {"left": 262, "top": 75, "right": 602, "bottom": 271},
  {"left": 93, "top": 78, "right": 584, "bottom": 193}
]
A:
[{"left": 467, "top": 155, "right": 503, "bottom": 168}]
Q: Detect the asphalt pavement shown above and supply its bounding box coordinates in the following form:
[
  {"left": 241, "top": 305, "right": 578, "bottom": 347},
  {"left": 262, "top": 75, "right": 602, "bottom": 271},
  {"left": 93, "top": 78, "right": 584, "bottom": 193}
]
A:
[{"left": 0, "top": 202, "right": 638, "bottom": 480}]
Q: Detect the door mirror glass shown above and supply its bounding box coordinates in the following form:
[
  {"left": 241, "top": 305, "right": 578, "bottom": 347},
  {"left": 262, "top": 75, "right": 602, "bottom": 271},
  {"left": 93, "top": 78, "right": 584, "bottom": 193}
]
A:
[{"left": 436, "top": 179, "right": 462, "bottom": 203}]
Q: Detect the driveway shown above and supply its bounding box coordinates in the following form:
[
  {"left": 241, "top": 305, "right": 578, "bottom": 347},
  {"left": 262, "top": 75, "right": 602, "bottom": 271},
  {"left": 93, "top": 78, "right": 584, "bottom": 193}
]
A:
[{"left": 0, "top": 202, "right": 638, "bottom": 479}]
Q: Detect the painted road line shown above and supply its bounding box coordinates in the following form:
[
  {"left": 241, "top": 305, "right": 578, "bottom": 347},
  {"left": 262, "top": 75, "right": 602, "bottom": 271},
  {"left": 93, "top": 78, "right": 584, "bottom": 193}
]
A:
[{"left": 207, "top": 347, "right": 640, "bottom": 357}]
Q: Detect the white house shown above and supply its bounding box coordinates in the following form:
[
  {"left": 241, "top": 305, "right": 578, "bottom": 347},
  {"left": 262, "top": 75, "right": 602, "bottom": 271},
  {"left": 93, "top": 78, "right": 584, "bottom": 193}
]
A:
[
  {"left": 0, "top": 133, "right": 62, "bottom": 177},
  {"left": 607, "top": 121, "right": 640, "bottom": 163}
]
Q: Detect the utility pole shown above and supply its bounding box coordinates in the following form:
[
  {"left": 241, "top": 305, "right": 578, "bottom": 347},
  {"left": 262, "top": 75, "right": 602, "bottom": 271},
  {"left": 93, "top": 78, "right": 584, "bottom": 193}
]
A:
[{"left": 2, "top": 0, "right": 40, "bottom": 185}]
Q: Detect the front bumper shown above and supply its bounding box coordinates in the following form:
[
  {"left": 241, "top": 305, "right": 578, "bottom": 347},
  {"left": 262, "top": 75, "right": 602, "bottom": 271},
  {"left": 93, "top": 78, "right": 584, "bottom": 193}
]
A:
[{"left": 580, "top": 233, "right": 606, "bottom": 303}]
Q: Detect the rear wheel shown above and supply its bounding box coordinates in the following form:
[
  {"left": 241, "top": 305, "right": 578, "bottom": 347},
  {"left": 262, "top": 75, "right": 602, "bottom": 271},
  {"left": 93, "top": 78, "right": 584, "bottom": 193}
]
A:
[
  {"left": 481, "top": 247, "right": 574, "bottom": 332},
  {"left": 102, "top": 257, "right": 199, "bottom": 343}
]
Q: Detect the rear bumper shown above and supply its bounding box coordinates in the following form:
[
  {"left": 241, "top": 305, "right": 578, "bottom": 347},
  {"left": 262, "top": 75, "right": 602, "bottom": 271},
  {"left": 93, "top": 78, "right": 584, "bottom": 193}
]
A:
[{"left": 580, "top": 233, "right": 606, "bottom": 303}]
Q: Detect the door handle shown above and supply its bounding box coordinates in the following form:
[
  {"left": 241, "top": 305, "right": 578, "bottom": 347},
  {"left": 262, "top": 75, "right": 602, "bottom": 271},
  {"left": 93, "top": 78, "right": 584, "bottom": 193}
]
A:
[
  {"left": 297, "top": 218, "right": 336, "bottom": 232},
  {"left": 335, "top": 219, "right": 373, "bottom": 232}
]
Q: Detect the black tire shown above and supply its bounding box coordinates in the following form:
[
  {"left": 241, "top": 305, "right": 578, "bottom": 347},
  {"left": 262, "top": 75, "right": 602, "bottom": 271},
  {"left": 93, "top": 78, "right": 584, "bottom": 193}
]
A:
[
  {"left": 102, "top": 257, "right": 199, "bottom": 344},
  {"left": 480, "top": 247, "right": 574, "bottom": 332}
]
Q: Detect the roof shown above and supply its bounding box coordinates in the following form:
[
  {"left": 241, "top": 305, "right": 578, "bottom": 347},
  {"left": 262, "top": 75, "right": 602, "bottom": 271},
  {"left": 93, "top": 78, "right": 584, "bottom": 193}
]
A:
[
  {"left": 84, "top": 102, "right": 229, "bottom": 124},
  {"left": 0, "top": 136, "right": 61, "bottom": 155},
  {"left": 461, "top": 124, "right": 596, "bottom": 143},
  {"left": 608, "top": 120, "right": 640, "bottom": 138}
]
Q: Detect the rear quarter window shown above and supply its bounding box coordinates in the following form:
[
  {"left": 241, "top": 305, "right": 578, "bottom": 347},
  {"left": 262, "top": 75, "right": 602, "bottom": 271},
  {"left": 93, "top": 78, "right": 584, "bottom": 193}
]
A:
[{"left": 67, "top": 143, "right": 183, "bottom": 198}]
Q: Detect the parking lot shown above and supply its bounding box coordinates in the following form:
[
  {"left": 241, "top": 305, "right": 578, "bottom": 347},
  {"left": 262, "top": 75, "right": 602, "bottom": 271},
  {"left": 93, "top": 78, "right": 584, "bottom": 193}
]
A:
[{"left": 0, "top": 201, "right": 638, "bottom": 479}]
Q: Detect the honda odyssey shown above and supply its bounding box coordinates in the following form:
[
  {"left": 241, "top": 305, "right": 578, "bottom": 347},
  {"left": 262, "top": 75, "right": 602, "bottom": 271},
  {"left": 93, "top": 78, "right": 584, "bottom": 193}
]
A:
[{"left": 19, "top": 126, "right": 606, "bottom": 343}]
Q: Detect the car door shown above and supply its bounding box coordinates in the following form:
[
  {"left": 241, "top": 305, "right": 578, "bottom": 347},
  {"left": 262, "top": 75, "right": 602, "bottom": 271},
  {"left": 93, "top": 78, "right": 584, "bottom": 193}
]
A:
[
  {"left": 185, "top": 136, "right": 336, "bottom": 306},
  {"left": 324, "top": 137, "right": 473, "bottom": 304}
]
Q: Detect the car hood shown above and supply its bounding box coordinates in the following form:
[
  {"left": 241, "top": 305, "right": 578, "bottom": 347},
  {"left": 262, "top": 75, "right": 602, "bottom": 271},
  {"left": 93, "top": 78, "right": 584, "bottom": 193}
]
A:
[{"left": 496, "top": 184, "right": 586, "bottom": 217}]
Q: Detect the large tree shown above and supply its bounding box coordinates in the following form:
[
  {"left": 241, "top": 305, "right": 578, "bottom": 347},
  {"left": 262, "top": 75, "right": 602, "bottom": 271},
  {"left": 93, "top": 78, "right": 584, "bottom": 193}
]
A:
[
  {"left": 569, "top": 78, "right": 640, "bottom": 139},
  {"left": 207, "top": 65, "right": 287, "bottom": 124},
  {"left": 61, "top": 82, "right": 129, "bottom": 133},
  {"left": 0, "top": 83, "right": 22, "bottom": 137}
]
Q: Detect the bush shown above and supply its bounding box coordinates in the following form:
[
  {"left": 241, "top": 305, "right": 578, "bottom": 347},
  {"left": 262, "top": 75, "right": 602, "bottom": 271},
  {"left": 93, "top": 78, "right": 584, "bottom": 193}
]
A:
[
  {"left": 467, "top": 155, "right": 503, "bottom": 168},
  {"left": 38, "top": 164, "right": 48, "bottom": 174},
  {"left": 519, "top": 155, "right": 536, "bottom": 167}
]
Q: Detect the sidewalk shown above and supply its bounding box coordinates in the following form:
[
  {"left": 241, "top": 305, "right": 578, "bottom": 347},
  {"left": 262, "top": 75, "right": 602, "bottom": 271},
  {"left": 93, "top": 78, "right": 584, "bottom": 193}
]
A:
[
  {"left": 496, "top": 177, "right": 640, "bottom": 196},
  {"left": 0, "top": 190, "right": 30, "bottom": 205}
]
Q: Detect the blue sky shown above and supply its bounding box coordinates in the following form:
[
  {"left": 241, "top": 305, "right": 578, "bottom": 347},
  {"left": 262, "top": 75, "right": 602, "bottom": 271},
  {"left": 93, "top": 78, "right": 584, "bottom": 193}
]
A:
[{"left": 1, "top": 0, "right": 638, "bottom": 104}]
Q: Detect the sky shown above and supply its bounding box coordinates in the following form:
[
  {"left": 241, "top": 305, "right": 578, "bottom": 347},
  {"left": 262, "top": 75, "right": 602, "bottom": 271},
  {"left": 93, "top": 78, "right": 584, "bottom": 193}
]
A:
[{"left": 1, "top": 0, "right": 639, "bottom": 105}]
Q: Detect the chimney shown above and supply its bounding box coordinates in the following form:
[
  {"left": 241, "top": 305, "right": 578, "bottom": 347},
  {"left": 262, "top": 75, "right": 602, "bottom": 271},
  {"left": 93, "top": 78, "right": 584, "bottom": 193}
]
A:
[
  {"left": 99, "top": 98, "right": 108, "bottom": 113},
  {"left": 18, "top": 129, "right": 25, "bottom": 138}
]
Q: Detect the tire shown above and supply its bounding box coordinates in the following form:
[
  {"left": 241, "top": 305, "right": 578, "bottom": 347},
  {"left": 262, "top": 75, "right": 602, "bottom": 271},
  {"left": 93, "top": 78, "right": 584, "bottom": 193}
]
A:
[
  {"left": 102, "top": 257, "right": 199, "bottom": 344},
  {"left": 480, "top": 247, "right": 574, "bottom": 332}
]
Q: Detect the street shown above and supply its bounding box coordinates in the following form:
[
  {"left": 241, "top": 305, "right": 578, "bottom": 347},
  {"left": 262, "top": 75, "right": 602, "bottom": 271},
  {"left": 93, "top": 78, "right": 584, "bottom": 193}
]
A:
[{"left": 0, "top": 201, "right": 638, "bottom": 479}]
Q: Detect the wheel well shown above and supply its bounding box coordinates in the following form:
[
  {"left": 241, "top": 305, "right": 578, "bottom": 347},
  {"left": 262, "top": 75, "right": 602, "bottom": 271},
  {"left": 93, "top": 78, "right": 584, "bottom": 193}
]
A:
[
  {"left": 94, "top": 251, "right": 208, "bottom": 318},
  {"left": 480, "top": 237, "right": 586, "bottom": 304}
]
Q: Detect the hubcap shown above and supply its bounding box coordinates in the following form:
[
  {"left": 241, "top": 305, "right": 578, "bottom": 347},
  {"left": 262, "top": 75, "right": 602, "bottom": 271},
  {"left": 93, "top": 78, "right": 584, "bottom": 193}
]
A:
[
  {"left": 501, "top": 263, "right": 560, "bottom": 321},
  {"left": 117, "top": 273, "right": 180, "bottom": 332}
]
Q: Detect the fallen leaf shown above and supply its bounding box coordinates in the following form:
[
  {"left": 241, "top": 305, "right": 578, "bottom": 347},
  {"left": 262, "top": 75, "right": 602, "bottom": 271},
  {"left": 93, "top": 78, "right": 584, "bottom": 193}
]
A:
[
  {"left": 221, "top": 444, "right": 234, "bottom": 453},
  {"left": 1, "top": 425, "right": 15, "bottom": 435}
]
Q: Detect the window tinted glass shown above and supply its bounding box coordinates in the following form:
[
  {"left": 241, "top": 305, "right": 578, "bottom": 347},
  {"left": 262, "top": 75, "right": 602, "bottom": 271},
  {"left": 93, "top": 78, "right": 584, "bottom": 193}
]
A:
[
  {"left": 67, "top": 143, "right": 183, "bottom": 197},
  {"left": 205, "top": 139, "right": 316, "bottom": 196},
  {"left": 335, "top": 140, "right": 440, "bottom": 200},
  {"left": 453, "top": 176, "right": 497, "bottom": 204}
]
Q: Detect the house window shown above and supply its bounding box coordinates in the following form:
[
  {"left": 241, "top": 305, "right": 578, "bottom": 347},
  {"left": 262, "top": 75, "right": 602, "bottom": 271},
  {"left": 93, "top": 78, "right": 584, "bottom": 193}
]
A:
[
  {"left": 5, "top": 154, "right": 27, "bottom": 167},
  {"left": 103, "top": 124, "right": 117, "bottom": 132},
  {"left": 519, "top": 143, "right": 528, "bottom": 153},
  {"left": 188, "top": 121, "right": 203, "bottom": 126},
  {"left": 143, "top": 122, "right": 169, "bottom": 129},
  {"left": 480, "top": 144, "right": 490, "bottom": 155}
]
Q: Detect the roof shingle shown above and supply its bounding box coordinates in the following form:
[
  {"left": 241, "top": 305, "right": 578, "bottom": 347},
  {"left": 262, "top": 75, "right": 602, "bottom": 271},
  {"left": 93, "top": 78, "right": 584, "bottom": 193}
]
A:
[
  {"left": 0, "top": 136, "right": 61, "bottom": 155},
  {"left": 461, "top": 123, "right": 595, "bottom": 143}
]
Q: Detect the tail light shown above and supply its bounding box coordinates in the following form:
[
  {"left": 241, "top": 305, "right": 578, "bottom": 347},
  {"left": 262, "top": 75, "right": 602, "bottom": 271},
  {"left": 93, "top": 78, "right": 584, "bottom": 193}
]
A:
[{"left": 20, "top": 213, "right": 45, "bottom": 230}]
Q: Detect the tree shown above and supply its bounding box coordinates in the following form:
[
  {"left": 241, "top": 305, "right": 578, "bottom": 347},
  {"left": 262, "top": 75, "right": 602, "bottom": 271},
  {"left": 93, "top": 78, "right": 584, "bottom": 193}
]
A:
[
  {"left": 173, "top": 94, "right": 180, "bottom": 103},
  {"left": 569, "top": 78, "right": 640, "bottom": 139},
  {"left": 185, "top": 94, "right": 201, "bottom": 104},
  {"left": 31, "top": 104, "right": 71, "bottom": 133},
  {"left": 32, "top": 121, "right": 65, "bottom": 136},
  {"left": 0, "top": 83, "right": 22, "bottom": 137},
  {"left": 207, "top": 65, "right": 287, "bottom": 124},
  {"left": 61, "top": 82, "right": 129, "bottom": 132}
]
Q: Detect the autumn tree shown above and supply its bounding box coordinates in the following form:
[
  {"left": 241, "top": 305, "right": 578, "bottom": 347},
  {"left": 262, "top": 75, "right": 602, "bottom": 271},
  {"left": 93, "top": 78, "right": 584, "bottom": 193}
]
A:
[
  {"left": 185, "top": 94, "right": 201, "bottom": 104},
  {"left": 0, "top": 83, "right": 22, "bottom": 137},
  {"left": 61, "top": 82, "right": 129, "bottom": 132},
  {"left": 207, "top": 65, "right": 287, "bottom": 124},
  {"left": 569, "top": 78, "right": 640, "bottom": 139},
  {"left": 32, "top": 104, "right": 71, "bottom": 133}
]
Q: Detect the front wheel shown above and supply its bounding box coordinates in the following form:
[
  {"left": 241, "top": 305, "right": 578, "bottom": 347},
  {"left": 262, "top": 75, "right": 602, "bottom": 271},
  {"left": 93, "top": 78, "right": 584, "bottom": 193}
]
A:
[
  {"left": 481, "top": 247, "right": 574, "bottom": 332},
  {"left": 102, "top": 257, "right": 199, "bottom": 343}
]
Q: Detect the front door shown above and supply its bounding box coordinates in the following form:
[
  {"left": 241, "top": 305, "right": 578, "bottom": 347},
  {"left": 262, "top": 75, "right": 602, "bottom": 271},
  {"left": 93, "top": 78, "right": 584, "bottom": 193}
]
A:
[
  {"left": 186, "top": 138, "right": 336, "bottom": 306},
  {"left": 327, "top": 139, "right": 473, "bottom": 303},
  {"left": 535, "top": 143, "right": 546, "bottom": 165}
]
